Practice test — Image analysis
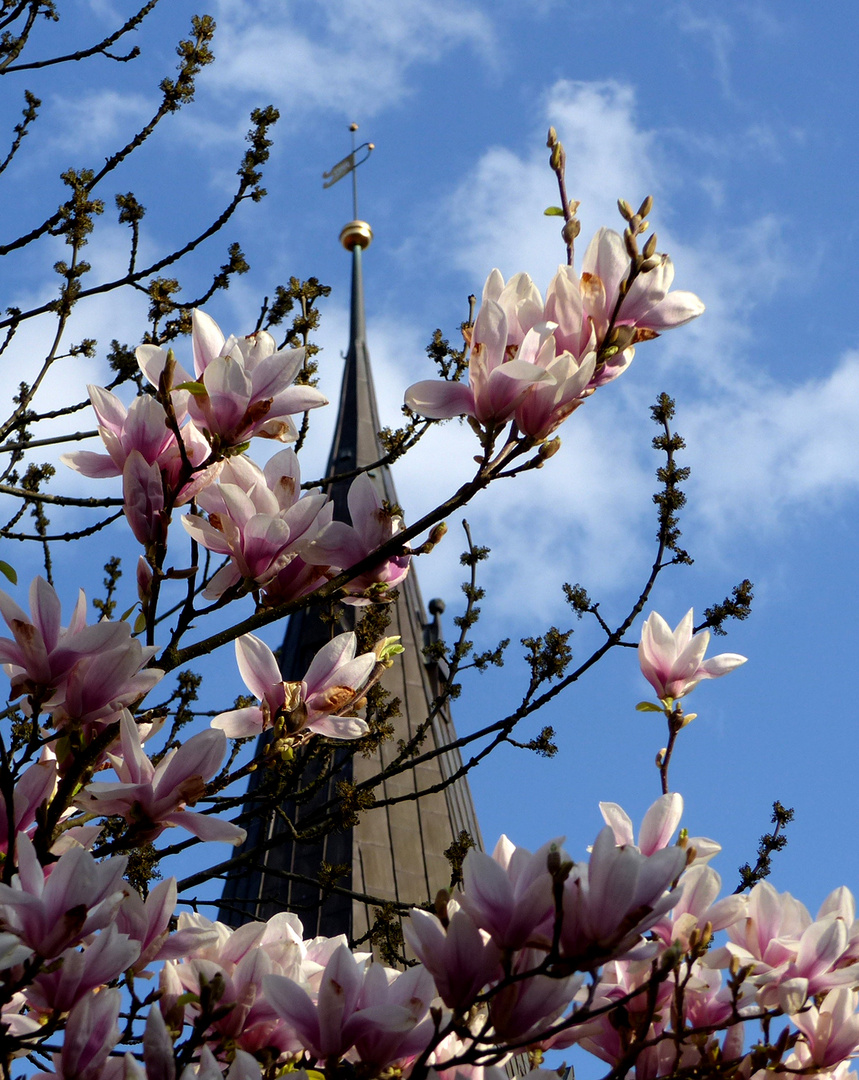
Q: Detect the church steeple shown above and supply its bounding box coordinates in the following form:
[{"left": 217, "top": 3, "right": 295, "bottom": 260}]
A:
[{"left": 219, "top": 129, "right": 482, "bottom": 942}]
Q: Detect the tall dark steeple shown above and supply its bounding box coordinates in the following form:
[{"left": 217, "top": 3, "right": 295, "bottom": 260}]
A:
[{"left": 219, "top": 131, "right": 482, "bottom": 941}]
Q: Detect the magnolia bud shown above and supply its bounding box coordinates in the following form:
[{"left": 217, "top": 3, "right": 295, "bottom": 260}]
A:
[
  {"left": 562, "top": 218, "right": 581, "bottom": 245},
  {"left": 160, "top": 349, "right": 177, "bottom": 396},
  {"left": 617, "top": 198, "right": 633, "bottom": 221},
  {"left": 643, "top": 232, "right": 658, "bottom": 259},
  {"left": 547, "top": 126, "right": 558, "bottom": 147},
  {"left": 538, "top": 437, "right": 562, "bottom": 460},
  {"left": 136, "top": 556, "right": 153, "bottom": 602},
  {"left": 637, "top": 194, "right": 653, "bottom": 218},
  {"left": 428, "top": 521, "right": 447, "bottom": 546}
]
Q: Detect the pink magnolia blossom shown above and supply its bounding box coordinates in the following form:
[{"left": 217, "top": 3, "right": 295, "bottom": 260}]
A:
[
  {"left": 33, "top": 987, "right": 122, "bottom": 1080},
  {"left": 456, "top": 834, "right": 558, "bottom": 951},
  {"left": 488, "top": 947, "right": 582, "bottom": 1042},
  {"left": 638, "top": 609, "right": 746, "bottom": 703},
  {"left": 0, "top": 755, "right": 56, "bottom": 855},
  {"left": 27, "top": 922, "right": 141, "bottom": 1014},
  {"left": 652, "top": 862, "right": 746, "bottom": 950},
  {"left": 74, "top": 710, "right": 246, "bottom": 845},
  {"left": 712, "top": 879, "right": 813, "bottom": 975},
  {"left": 406, "top": 246, "right": 703, "bottom": 435},
  {"left": 743, "top": 902, "right": 859, "bottom": 1012},
  {"left": 63, "top": 386, "right": 182, "bottom": 479},
  {"left": 0, "top": 576, "right": 136, "bottom": 704},
  {"left": 263, "top": 942, "right": 435, "bottom": 1067},
  {"left": 181, "top": 451, "right": 329, "bottom": 600},
  {"left": 559, "top": 826, "right": 687, "bottom": 967},
  {"left": 123, "top": 449, "right": 169, "bottom": 550},
  {"left": 792, "top": 988, "right": 859, "bottom": 1068},
  {"left": 512, "top": 326, "right": 596, "bottom": 441},
  {"left": 116, "top": 877, "right": 218, "bottom": 975},
  {"left": 299, "top": 472, "right": 410, "bottom": 596},
  {"left": 599, "top": 793, "right": 684, "bottom": 856},
  {"left": 404, "top": 904, "right": 503, "bottom": 1009},
  {"left": 61, "top": 385, "right": 218, "bottom": 502},
  {"left": 0, "top": 834, "right": 129, "bottom": 959},
  {"left": 164, "top": 909, "right": 323, "bottom": 1058},
  {"left": 599, "top": 793, "right": 721, "bottom": 868},
  {"left": 212, "top": 631, "right": 374, "bottom": 740},
  {"left": 136, "top": 309, "right": 328, "bottom": 450},
  {"left": 405, "top": 294, "right": 553, "bottom": 427},
  {"left": 580, "top": 227, "right": 705, "bottom": 339},
  {"left": 48, "top": 634, "right": 163, "bottom": 736},
  {"left": 0, "top": 576, "right": 163, "bottom": 735}
]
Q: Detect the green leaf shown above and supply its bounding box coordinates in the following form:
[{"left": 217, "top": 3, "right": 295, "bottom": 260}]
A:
[
  {"left": 543, "top": 206, "right": 565, "bottom": 217},
  {"left": 134, "top": 612, "right": 147, "bottom": 634},
  {"left": 0, "top": 560, "right": 16, "bottom": 585},
  {"left": 635, "top": 701, "right": 663, "bottom": 713},
  {"left": 175, "top": 380, "right": 208, "bottom": 397},
  {"left": 120, "top": 604, "right": 137, "bottom": 623}
]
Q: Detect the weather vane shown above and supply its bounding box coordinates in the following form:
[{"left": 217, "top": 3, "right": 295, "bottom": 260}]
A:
[{"left": 322, "top": 123, "right": 374, "bottom": 221}]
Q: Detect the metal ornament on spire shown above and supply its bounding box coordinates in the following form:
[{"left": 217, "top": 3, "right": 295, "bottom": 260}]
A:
[{"left": 323, "top": 123, "right": 375, "bottom": 251}]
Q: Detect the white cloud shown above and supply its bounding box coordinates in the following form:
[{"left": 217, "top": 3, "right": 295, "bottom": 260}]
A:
[
  {"left": 686, "top": 350, "right": 859, "bottom": 535},
  {"left": 208, "top": 0, "right": 496, "bottom": 119},
  {"left": 444, "top": 80, "right": 657, "bottom": 286},
  {"left": 44, "top": 89, "right": 152, "bottom": 155}
]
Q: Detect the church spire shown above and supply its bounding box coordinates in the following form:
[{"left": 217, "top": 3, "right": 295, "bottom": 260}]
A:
[{"left": 219, "top": 128, "right": 482, "bottom": 942}]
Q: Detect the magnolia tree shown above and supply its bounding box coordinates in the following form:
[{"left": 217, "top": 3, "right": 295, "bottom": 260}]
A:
[{"left": 0, "top": 6, "right": 856, "bottom": 1080}]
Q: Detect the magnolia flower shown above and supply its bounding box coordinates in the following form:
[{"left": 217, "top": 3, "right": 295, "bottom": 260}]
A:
[
  {"left": 212, "top": 631, "right": 375, "bottom": 740},
  {"left": 263, "top": 942, "right": 435, "bottom": 1067},
  {"left": 116, "top": 877, "right": 219, "bottom": 974},
  {"left": 0, "top": 834, "right": 129, "bottom": 959},
  {"left": 791, "top": 989, "right": 859, "bottom": 1068},
  {"left": 560, "top": 826, "right": 687, "bottom": 966},
  {"left": 62, "top": 386, "right": 183, "bottom": 480},
  {"left": 299, "top": 472, "right": 410, "bottom": 596},
  {"left": 136, "top": 309, "right": 328, "bottom": 450},
  {"left": 0, "top": 576, "right": 137, "bottom": 703},
  {"left": 32, "top": 988, "right": 121, "bottom": 1080},
  {"left": 580, "top": 227, "right": 705, "bottom": 338},
  {"left": 123, "top": 449, "right": 168, "bottom": 550},
  {"left": 181, "top": 450, "right": 329, "bottom": 599},
  {"left": 0, "top": 755, "right": 56, "bottom": 855},
  {"left": 405, "top": 295, "right": 552, "bottom": 427},
  {"left": 638, "top": 609, "right": 746, "bottom": 703},
  {"left": 512, "top": 324, "right": 596, "bottom": 440},
  {"left": 0, "top": 576, "right": 163, "bottom": 734},
  {"left": 406, "top": 247, "right": 703, "bottom": 436},
  {"left": 74, "top": 711, "right": 246, "bottom": 845},
  {"left": 27, "top": 923, "right": 141, "bottom": 1014},
  {"left": 404, "top": 904, "right": 503, "bottom": 1009},
  {"left": 456, "top": 834, "right": 558, "bottom": 951},
  {"left": 48, "top": 634, "right": 163, "bottom": 735}
]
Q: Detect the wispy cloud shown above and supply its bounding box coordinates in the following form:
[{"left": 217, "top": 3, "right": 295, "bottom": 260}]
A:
[
  {"left": 44, "top": 89, "right": 153, "bottom": 155},
  {"left": 208, "top": 0, "right": 496, "bottom": 120},
  {"left": 443, "top": 80, "right": 657, "bottom": 285}
]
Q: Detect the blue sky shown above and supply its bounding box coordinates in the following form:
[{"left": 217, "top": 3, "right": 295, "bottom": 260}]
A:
[{"left": 3, "top": 0, "right": 859, "bottom": 935}]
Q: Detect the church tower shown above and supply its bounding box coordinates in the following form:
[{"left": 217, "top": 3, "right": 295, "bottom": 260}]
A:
[{"left": 219, "top": 133, "right": 482, "bottom": 941}]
